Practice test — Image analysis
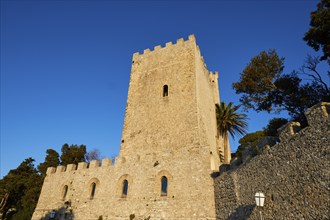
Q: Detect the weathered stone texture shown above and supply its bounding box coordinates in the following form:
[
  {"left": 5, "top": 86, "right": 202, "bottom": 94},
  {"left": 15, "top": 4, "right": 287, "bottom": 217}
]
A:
[
  {"left": 32, "top": 35, "right": 223, "bottom": 220},
  {"left": 215, "top": 102, "right": 330, "bottom": 219}
]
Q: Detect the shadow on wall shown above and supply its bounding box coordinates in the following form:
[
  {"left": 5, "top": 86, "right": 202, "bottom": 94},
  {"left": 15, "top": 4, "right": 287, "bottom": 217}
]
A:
[
  {"left": 227, "top": 204, "right": 255, "bottom": 220},
  {"left": 41, "top": 201, "right": 75, "bottom": 220}
]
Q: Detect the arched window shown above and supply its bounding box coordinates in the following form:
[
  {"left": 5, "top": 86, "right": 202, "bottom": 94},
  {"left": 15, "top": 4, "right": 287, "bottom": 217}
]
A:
[
  {"left": 163, "top": 85, "right": 168, "bottom": 97},
  {"left": 90, "top": 182, "right": 96, "bottom": 199},
  {"left": 161, "top": 176, "right": 168, "bottom": 196},
  {"left": 62, "top": 185, "right": 68, "bottom": 200},
  {"left": 122, "top": 179, "right": 128, "bottom": 197}
]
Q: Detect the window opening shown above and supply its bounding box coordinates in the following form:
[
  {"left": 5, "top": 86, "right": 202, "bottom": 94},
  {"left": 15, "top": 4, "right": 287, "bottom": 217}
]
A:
[
  {"left": 63, "top": 185, "right": 68, "bottom": 200},
  {"left": 163, "top": 85, "right": 168, "bottom": 97},
  {"left": 90, "top": 182, "right": 96, "bottom": 199},
  {"left": 122, "top": 179, "right": 128, "bottom": 197},
  {"left": 161, "top": 176, "right": 168, "bottom": 196}
]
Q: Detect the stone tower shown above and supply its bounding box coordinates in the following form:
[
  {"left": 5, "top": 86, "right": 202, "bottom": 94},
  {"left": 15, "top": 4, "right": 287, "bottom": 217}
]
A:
[
  {"left": 32, "top": 35, "right": 224, "bottom": 220},
  {"left": 120, "top": 34, "right": 222, "bottom": 168}
]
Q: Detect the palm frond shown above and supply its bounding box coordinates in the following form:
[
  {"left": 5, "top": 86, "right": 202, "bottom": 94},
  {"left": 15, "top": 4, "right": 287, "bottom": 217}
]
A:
[{"left": 215, "top": 102, "right": 248, "bottom": 140}]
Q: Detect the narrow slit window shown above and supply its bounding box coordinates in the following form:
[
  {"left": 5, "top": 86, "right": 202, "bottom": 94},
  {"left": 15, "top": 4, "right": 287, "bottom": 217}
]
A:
[
  {"left": 63, "top": 185, "right": 68, "bottom": 200},
  {"left": 163, "top": 85, "right": 168, "bottom": 97},
  {"left": 122, "top": 179, "right": 128, "bottom": 197},
  {"left": 161, "top": 176, "right": 168, "bottom": 196},
  {"left": 90, "top": 182, "right": 96, "bottom": 200}
]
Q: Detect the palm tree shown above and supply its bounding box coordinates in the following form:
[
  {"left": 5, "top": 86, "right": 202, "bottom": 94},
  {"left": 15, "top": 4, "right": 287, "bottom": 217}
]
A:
[{"left": 215, "top": 102, "right": 248, "bottom": 164}]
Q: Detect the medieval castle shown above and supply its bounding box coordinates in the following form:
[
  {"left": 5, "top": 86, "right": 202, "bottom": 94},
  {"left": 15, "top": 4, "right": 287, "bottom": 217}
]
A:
[
  {"left": 32, "top": 35, "right": 228, "bottom": 220},
  {"left": 32, "top": 35, "right": 330, "bottom": 220}
]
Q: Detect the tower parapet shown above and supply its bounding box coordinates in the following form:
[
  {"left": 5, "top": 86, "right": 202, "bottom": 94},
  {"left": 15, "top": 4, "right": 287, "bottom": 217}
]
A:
[{"left": 133, "top": 34, "right": 197, "bottom": 60}]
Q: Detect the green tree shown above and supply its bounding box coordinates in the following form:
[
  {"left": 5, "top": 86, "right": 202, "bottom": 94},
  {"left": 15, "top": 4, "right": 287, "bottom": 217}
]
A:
[
  {"left": 215, "top": 102, "right": 248, "bottom": 164},
  {"left": 233, "top": 50, "right": 329, "bottom": 127},
  {"left": 263, "top": 118, "right": 289, "bottom": 137},
  {"left": 37, "top": 149, "right": 60, "bottom": 176},
  {"left": 60, "top": 143, "right": 86, "bottom": 165},
  {"left": 232, "top": 49, "right": 285, "bottom": 111},
  {"left": 0, "top": 158, "right": 42, "bottom": 220},
  {"left": 303, "top": 0, "right": 330, "bottom": 63},
  {"left": 238, "top": 131, "right": 266, "bottom": 149},
  {"left": 234, "top": 130, "right": 266, "bottom": 159}
]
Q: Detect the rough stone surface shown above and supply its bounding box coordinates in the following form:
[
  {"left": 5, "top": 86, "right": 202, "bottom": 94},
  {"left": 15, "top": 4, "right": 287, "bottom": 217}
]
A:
[
  {"left": 32, "top": 35, "right": 225, "bottom": 220},
  {"left": 214, "top": 102, "right": 330, "bottom": 220}
]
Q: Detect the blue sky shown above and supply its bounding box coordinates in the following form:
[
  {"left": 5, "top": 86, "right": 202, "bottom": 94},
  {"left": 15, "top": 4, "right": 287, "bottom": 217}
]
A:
[{"left": 1, "top": 0, "right": 326, "bottom": 178}]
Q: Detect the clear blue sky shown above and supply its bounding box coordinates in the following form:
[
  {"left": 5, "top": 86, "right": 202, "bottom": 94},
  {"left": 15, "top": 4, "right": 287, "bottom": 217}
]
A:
[{"left": 1, "top": 0, "right": 325, "bottom": 178}]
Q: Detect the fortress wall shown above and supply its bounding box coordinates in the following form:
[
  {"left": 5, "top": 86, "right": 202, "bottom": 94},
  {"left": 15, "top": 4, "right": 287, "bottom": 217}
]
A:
[
  {"left": 214, "top": 102, "right": 330, "bottom": 219},
  {"left": 33, "top": 35, "right": 221, "bottom": 220},
  {"left": 34, "top": 148, "right": 218, "bottom": 219},
  {"left": 33, "top": 160, "right": 114, "bottom": 219}
]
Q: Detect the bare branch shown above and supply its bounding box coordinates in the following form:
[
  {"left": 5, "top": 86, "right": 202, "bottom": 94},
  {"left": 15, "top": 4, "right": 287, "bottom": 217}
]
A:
[{"left": 300, "top": 55, "right": 330, "bottom": 94}]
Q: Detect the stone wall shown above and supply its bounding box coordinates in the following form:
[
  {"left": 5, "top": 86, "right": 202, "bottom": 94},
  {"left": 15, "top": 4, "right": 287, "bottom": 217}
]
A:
[
  {"left": 214, "top": 102, "right": 330, "bottom": 219},
  {"left": 33, "top": 35, "right": 223, "bottom": 220}
]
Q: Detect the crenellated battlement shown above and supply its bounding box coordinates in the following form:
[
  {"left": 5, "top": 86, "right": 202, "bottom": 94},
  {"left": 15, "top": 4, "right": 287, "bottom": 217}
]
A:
[
  {"left": 130, "top": 34, "right": 218, "bottom": 88},
  {"left": 132, "top": 34, "right": 196, "bottom": 60},
  {"left": 46, "top": 158, "right": 114, "bottom": 175},
  {"left": 44, "top": 154, "right": 147, "bottom": 175}
]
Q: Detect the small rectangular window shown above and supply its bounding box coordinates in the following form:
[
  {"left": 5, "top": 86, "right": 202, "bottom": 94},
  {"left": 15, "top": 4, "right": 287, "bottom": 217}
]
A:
[
  {"left": 90, "top": 183, "right": 96, "bottom": 200},
  {"left": 161, "top": 176, "right": 168, "bottom": 196},
  {"left": 163, "top": 85, "right": 168, "bottom": 97},
  {"left": 122, "top": 180, "right": 128, "bottom": 197}
]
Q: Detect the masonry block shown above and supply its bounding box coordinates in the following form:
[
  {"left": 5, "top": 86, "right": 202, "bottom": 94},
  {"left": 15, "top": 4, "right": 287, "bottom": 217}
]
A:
[
  {"left": 66, "top": 164, "right": 77, "bottom": 171},
  {"left": 89, "top": 160, "right": 100, "bottom": 168},
  {"left": 56, "top": 165, "right": 66, "bottom": 173},
  {"left": 77, "top": 162, "right": 87, "bottom": 170},
  {"left": 46, "top": 167, "right": 56, "bottom": 175}
]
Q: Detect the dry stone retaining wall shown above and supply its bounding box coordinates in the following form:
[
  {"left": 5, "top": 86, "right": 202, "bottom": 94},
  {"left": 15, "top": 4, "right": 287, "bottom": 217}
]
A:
[{"left": 214, "top": 102, "right": 330, "bottom": 219}]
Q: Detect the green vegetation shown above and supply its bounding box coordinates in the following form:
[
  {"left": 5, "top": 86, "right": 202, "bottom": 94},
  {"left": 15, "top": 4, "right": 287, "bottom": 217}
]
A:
[
  {"left": 232, "top": 0, "right": 330, "bottom": 162},
  {"left": 263, "top": 118, "right": 288, "bottom": 137},
  {"left": 303, "top": 0, "right": 330, "bottom": 63},
  {"left": 233, "top": 0, "right": 329, "bottom": 128},
  {"left": 233, "top": 50, "right": 329, "bottom": 127},
  {"left": 0, "top": 158, "right": 43, "bottom": 220},
  {"left": 239, "top": 131, "right": 266, "bottom": 149},
  {"left": 60, "top": 144, "right": 87, "bottom": 166},
  {"left": 37, "top": 149, "right": 60, "bottom": 177},
  {"left": 215, "top": 102, "right": 248, "bottom": 163},
  {"left": 233, "top": 118, "right": 288, "bottom": 164}
]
